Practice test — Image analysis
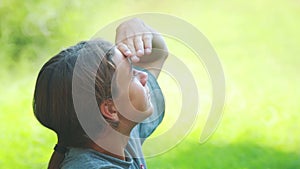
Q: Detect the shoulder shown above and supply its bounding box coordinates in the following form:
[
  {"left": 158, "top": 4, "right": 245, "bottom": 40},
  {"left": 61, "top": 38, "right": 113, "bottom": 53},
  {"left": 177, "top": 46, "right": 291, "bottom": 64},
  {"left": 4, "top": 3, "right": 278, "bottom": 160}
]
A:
[{"left": 61, "top": 148, "right": 125, "bottom": 169}]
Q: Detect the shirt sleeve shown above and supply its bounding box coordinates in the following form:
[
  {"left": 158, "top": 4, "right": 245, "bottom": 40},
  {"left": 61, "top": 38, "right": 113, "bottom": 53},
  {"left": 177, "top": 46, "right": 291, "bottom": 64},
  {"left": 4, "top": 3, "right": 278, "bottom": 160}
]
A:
[{"left": 134, "top": 66, "right": 165, "bottom": 142}]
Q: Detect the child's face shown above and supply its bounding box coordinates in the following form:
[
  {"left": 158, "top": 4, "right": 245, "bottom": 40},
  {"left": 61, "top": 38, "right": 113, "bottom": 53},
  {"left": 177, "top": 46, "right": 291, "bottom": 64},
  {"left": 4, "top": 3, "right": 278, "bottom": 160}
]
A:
[{"left": 111, "top": 48, "right": 153, "bottom": 123}]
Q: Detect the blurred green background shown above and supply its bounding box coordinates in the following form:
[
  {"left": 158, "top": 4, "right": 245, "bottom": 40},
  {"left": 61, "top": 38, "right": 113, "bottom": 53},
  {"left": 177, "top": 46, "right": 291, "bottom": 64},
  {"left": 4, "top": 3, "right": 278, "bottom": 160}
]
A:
[{"left": 1, "top": 0, "right": 299, "bottom": 168}]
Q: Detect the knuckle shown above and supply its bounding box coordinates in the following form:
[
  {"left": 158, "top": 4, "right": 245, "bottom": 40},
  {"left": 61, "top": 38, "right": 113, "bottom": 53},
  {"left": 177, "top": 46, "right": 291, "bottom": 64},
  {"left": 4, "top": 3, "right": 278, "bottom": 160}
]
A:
[
  {"left": 127, "top": 44, "right": 135, "bottom": 51},
  {"left": 143, "top": 34, "right": 153, "bottom": 39},
  {"left": 134, "top": 36, "right": 142, "bottom": 42},
  {"left": 117, "top": 42, "right": 125, "bottom": 47},
  {"left": 125, "top": 39, "right": 134, "bottom": 46}
]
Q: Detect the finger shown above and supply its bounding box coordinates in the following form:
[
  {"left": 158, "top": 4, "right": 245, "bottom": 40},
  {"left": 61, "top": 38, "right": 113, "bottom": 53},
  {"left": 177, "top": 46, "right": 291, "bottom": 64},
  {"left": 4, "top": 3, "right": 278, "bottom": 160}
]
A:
[
  {"left": 124, "top": 38, "right": 136, "bottom": 55},
  {"left": 143, "top": 34, "right": 153, "bottom": 55},
  {"left": 126, "top": 39, "right": 140, "bottom": 62},
  {"left": 117, "top": 43, "right": 132, "bottom": 57},
  {"left": 134, "top": 36, "right": 144, "bottom": 57}
]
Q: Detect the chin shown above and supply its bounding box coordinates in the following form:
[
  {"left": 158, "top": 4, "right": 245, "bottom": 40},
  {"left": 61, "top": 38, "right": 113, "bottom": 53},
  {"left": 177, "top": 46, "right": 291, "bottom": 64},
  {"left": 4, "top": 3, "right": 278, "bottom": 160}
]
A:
[{"left": 142, "top": 102, "right": 154, "bottom": 119}]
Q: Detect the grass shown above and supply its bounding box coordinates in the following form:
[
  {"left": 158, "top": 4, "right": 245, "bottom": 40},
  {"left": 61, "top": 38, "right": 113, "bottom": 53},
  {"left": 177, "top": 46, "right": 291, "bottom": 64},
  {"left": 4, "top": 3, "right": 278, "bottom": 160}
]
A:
[{"left": 1, "top": 0, "right": 300, "bottom": 168}]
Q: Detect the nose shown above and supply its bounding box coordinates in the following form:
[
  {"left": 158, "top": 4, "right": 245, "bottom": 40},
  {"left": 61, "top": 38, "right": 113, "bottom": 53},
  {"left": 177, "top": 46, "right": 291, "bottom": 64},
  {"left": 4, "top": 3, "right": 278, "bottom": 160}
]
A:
[{"left": 137, "top": 70, "right": 148, "bottom": 87}]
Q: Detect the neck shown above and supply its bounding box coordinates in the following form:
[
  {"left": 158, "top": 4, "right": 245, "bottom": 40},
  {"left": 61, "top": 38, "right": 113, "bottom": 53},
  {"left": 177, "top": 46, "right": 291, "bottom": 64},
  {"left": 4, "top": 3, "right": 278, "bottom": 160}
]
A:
[{"left": 90, "top": 125, "right": 132, "bottom": 160}]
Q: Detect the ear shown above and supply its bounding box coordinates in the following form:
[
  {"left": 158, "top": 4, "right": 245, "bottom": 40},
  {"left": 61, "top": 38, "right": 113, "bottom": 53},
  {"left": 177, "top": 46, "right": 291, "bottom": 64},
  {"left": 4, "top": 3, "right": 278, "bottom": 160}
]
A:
[{"left": 100, "top": 99, "right": 119, "bottom": 121}]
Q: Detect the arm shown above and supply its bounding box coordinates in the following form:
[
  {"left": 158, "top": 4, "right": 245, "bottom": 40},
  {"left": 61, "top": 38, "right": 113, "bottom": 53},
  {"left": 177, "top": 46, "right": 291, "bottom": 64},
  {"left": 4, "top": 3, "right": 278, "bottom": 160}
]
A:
[{"left": 115, "top": 18, "right": 168, "bottom": 78}]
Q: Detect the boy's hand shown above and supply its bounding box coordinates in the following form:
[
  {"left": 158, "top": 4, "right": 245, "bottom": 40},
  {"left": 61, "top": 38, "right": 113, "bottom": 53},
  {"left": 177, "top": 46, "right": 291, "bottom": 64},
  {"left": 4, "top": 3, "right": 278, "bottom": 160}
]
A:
[
  {"left": 115, "top": 18, "right": 168, "bottom": 78},
  {"left": 116, "top": 18, "right": 156, "bottom": 62}
]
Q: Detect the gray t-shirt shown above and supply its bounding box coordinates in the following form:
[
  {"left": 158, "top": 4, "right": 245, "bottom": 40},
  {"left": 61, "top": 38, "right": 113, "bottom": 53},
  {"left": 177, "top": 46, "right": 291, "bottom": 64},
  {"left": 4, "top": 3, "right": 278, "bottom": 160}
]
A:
[{"left": 60, "top": 69, "right": 165, "bottom": 169}]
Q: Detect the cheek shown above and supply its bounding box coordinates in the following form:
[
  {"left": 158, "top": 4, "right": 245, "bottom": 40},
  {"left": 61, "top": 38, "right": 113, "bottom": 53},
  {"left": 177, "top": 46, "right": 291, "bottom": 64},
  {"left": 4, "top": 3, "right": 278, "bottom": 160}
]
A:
[{"left": 129, "top": 81, "right": 147, "bottom": 111}]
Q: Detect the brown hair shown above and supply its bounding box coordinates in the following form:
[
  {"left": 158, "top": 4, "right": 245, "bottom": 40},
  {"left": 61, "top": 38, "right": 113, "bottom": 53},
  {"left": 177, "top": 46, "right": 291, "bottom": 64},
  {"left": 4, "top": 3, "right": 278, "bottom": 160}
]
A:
[{"left": 33, "top": 39, "right": 116, "bottom": 169}]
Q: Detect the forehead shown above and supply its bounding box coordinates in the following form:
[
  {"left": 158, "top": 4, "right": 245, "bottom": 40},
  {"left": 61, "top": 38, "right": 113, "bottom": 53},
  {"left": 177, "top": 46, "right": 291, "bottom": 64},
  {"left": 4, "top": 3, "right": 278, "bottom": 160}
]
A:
[
  {"left": 112, "top": 48, "right": 132, "bottom": 74},
  {"left": 112, "top": 48, "right": 127, "bottom": 63},
  {"left": 112, "top": 48, "right": 132, "bottom": 71}
]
